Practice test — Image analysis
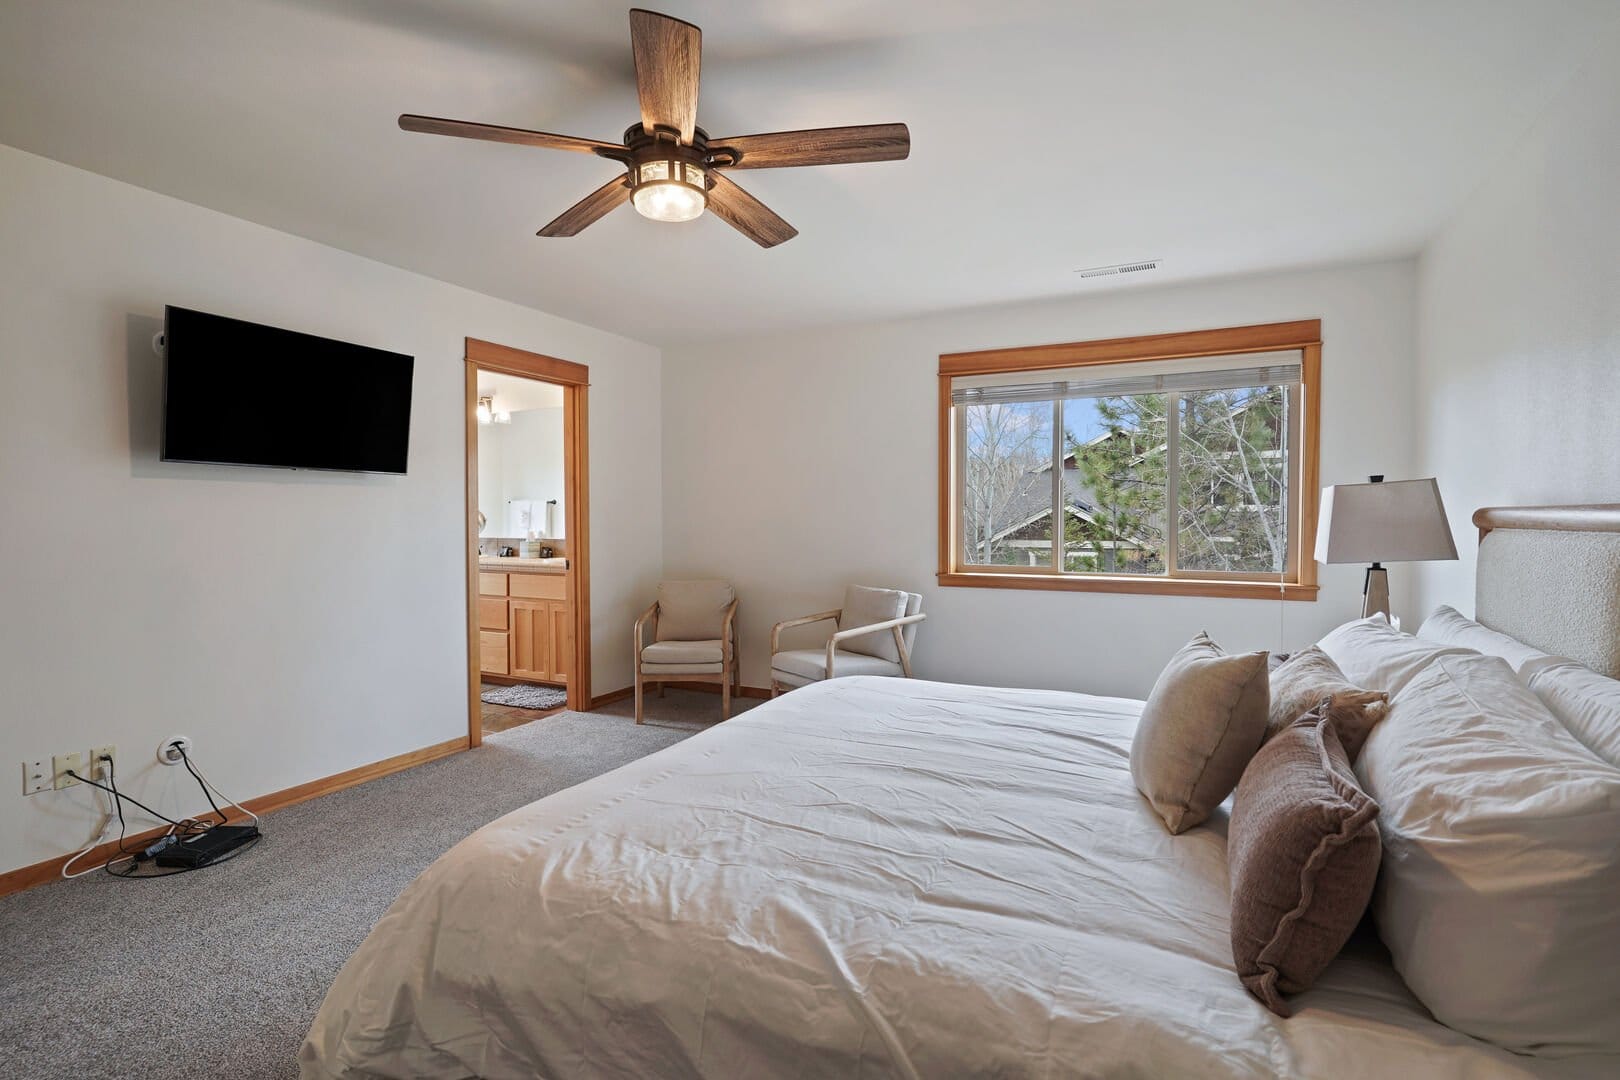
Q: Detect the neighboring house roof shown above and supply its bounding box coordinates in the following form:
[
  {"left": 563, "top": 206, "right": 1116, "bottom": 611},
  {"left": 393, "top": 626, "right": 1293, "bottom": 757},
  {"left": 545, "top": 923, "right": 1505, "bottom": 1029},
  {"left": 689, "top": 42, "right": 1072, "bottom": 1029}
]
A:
[{"left": 986, "top": 462, "right": 1153, "bottom": 548}]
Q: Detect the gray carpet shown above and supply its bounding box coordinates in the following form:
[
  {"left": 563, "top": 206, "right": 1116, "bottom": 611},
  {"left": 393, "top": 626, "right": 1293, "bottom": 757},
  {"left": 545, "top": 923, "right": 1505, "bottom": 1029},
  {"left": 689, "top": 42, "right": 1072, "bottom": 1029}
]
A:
[{"left": 0, "top": 694, "right": 753, "bottom": 1079}]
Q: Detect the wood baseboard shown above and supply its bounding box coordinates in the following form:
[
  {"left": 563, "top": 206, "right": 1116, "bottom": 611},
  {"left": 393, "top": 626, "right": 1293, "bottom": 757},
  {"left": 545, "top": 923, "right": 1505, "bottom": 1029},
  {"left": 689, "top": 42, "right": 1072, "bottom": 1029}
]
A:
[
  {"left": 670, "top": 681, "right": 772, "bottom": 700},
  {"left": 588, "top": 682, "right": 771, "bottom": 710},
  {"left": 0, "top": 735, "right": 469, "bottom": 899},
  {"left": 589, "top": 686, "right": 634, "bottom": 708}
]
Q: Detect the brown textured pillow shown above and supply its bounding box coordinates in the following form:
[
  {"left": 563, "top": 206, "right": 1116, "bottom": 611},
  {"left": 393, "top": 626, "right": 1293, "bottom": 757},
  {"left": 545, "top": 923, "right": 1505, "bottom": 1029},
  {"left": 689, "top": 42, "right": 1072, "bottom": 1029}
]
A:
[
  {"left": 1130, "top": 632, "right": 1270, "bottom": 834},
  {"left": 1267, "top": 646, "right": 1387, "bottom": 761},
  {"left": 1229, "top": 706, "right": 1381, "bottom": 1016}
]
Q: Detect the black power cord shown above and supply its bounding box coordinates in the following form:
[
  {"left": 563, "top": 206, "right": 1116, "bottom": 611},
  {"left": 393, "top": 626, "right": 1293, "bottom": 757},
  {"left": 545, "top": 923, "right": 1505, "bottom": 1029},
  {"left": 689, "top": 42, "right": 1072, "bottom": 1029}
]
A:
[{"left": 64, "top": 750, "right": 263, "bottom": 880}]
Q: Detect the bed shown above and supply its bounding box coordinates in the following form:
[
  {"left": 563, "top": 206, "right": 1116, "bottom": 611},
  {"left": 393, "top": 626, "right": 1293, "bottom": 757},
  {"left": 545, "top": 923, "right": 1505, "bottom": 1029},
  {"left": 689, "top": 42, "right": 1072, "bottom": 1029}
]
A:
[{"left": 301, "top": 506, "right": 1620, "bottom": 1079}]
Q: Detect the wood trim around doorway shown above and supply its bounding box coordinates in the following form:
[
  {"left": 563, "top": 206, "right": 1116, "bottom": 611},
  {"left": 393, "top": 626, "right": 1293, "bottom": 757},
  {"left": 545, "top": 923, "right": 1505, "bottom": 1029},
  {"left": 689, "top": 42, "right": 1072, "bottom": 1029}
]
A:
[{"left": 465, "top": 339, "right": 592, "bottom": 747}]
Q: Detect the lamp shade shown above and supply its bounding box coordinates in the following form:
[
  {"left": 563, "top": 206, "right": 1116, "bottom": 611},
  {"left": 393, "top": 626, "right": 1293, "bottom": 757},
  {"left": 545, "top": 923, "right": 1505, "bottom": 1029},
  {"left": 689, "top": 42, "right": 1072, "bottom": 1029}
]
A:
[{"left": 1315, "top": 477, "right": 1459, "bottom": 564}]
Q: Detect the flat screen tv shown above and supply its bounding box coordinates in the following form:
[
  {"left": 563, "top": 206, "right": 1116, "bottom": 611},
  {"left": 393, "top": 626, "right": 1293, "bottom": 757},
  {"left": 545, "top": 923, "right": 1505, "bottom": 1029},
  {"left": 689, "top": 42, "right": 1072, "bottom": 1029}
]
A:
[{"left": 161, "top": 306, "right": 414, "bottom": 474}]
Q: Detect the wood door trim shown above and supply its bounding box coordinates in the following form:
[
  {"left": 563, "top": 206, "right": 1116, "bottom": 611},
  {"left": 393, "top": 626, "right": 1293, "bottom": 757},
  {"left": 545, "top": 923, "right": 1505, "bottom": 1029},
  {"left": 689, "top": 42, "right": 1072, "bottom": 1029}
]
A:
[
  {"left": 466, "top": 338, "right": 589, "bottom": 386},
  {"left": 465, "top": 362, "right": 483, "bottom": 746},
  {"left": 0, "top": 735, "right": 468, "bottom": 898},
  {"left": 465, "top": 339, "right": 592, "bottom": 745}
]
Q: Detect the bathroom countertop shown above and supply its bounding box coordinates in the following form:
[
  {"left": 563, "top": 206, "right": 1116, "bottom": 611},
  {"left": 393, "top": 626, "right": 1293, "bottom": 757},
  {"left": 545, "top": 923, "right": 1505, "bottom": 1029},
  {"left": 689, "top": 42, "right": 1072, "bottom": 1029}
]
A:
[{"left": 478, "top": 556, "right": 568, "bottom": 572}]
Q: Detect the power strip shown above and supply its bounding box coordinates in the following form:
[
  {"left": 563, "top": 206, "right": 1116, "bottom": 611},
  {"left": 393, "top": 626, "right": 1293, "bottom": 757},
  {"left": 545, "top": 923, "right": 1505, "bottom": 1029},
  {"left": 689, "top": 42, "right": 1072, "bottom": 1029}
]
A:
[{"left": 153, "top": 825, "right": 260, "bottom": 868}]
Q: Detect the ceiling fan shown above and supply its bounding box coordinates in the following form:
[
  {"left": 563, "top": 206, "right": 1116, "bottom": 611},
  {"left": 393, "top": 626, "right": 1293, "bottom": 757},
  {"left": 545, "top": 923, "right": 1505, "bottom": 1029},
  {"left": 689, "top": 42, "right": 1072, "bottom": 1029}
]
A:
[{"left": 399, "top": 8, "right": 910, "bottom": 248}]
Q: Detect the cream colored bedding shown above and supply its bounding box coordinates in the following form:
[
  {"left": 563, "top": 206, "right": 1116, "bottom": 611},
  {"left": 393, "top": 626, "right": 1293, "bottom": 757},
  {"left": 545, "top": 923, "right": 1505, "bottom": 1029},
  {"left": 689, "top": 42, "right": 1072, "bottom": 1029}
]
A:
[{"left": 301, "top": 677, "right": 1614, "bottom": 1079}]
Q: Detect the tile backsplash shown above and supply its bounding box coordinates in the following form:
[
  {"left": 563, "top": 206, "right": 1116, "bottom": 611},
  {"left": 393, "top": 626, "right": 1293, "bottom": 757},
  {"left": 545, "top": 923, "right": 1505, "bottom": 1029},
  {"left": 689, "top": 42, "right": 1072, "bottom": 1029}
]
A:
[{"left": 479, "top": 537, "right": 569, "bottom": 557}]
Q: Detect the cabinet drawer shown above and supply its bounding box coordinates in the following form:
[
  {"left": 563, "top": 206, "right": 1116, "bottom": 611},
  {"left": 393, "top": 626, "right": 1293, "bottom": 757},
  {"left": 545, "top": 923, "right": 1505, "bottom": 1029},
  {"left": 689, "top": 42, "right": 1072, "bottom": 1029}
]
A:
[
  {"left": 478, "top": 596, "right": 509, "bottom": 631},
  {"left": 479, "top": 572, "right": 508, "bottom": 597},
  {"left": 509, "top": 573, "right": 566, "bottom": 600},
  {"left": 479, "top": 631, "right": 509, "bottom": 675}
]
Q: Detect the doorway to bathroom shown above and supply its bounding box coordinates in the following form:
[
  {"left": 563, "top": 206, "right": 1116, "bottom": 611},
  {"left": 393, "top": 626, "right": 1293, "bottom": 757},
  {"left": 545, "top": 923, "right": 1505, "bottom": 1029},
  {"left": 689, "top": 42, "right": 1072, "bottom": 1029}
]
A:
[{"left": 464, "top": 338, "right": 591, "bottom": 746}]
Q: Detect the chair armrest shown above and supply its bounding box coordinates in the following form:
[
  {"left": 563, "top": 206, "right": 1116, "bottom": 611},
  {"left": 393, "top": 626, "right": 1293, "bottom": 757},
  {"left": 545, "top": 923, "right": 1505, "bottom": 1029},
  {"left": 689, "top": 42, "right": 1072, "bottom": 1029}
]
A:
[
  {"left": 721, "top": 598, "right": 739, "bottom": 662},
  {"left": 771, "top": 609, "right": 841, "bottom": 656},
  {"left": 633, "top": 601, "right": 658, "bottom": 661},
  {"left": 826, "top": 613, "right": 927, "bottom": 678},
  {"left": 827, "top": 612, "right": 926, "bottom": 646}
]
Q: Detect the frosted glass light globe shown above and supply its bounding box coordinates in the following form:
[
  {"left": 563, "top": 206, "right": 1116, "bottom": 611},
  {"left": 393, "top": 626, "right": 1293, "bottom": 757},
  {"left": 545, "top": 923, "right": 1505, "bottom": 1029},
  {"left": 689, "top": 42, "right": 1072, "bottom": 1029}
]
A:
[{"left": 632, "top": 181, "right": 706, "bottom": 222}]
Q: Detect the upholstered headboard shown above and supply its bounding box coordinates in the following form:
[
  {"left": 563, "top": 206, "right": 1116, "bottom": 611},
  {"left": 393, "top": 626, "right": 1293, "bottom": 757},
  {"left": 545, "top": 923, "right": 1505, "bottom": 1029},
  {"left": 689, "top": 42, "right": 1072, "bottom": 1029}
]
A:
[{"left": 1474, "top": 504, "right": 1620, "bottom": 678}]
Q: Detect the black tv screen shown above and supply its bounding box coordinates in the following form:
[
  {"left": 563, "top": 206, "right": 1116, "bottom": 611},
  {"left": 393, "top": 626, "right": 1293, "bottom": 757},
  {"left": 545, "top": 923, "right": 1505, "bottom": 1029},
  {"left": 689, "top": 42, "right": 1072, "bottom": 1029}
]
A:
[{"left": 161, "top": 306, "right": 414, "bottom": 474}]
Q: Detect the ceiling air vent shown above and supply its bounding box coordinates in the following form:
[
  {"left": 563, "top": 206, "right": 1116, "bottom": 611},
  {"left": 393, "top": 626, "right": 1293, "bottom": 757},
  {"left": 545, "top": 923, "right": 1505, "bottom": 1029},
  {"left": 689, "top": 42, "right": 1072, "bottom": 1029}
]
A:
[{"left": 1074, "top": 259, "right": 1161, "bottom": 279}]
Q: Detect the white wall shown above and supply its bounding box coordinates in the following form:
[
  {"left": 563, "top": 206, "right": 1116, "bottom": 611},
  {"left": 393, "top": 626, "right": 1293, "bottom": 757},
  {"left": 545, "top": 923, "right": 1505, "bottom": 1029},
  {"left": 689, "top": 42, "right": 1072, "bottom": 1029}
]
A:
[
  {"left": 662, "top": 259, "right": 1418, "bottom": 698},
  {"left": 1412, "top": 26, "right": 1620, "bottom": 616},
  {"left": 0, "top": 145, "right": 662, "bottom": 875}
]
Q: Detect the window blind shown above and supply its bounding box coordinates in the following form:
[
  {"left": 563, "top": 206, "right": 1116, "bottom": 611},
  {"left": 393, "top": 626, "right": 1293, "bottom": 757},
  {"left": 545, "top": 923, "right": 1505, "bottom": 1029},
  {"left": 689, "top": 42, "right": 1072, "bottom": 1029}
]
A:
[{"left": 951, "top": 361, "right": 1301, "bottom": 407}]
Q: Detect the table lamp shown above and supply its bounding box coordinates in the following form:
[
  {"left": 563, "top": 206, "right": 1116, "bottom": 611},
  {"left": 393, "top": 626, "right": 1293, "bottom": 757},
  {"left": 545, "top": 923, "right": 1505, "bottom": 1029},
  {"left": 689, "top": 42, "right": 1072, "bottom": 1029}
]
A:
[{"left": 1315, "top": 476, "right": 1458, "bottom": 622}]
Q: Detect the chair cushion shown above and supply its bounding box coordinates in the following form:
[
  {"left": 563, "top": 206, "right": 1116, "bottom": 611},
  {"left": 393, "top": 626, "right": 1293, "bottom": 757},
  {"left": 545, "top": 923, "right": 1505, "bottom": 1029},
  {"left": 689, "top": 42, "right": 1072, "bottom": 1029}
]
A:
[
  {"left": 642, "top": 640, "right": 724, "bottom": 666},
  {"left": 771, "top": 648, "right": 903, "bottom": 683},
  {"left": 655, "top": 580, "right": 735, "bottom": 642},
  {"left": 641, "top": 662, "right": 724, "bottom": 676},
  {"left": 838, "top": 585, "right": 909, "bottom": 663}
]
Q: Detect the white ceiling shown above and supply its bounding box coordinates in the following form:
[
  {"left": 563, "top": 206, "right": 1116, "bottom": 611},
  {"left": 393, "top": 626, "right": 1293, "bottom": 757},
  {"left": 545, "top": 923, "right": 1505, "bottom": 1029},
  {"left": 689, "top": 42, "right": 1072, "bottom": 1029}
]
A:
[{"left": 1, "top": 1, "right": 1613, "bottom": 346}]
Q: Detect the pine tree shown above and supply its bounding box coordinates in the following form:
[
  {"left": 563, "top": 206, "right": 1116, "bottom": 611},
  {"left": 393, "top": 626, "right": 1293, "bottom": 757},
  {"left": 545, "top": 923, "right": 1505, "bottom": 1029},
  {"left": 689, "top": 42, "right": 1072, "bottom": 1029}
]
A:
[{"left": 1069, "top": 386, "right": 1287, "bottom": 573}]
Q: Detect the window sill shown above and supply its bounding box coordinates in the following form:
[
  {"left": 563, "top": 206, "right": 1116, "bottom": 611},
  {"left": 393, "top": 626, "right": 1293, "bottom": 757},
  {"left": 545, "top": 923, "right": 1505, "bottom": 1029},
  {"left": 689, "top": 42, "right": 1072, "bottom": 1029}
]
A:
[{"left": 937, "top": 571, "right": 1318, "bottom": 601}]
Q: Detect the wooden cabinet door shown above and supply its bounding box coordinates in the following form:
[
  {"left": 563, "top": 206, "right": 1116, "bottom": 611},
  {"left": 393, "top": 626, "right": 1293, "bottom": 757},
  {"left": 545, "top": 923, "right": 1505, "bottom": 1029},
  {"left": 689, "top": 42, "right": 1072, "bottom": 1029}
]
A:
[
  {"left": 547, "top": 600, "right": 571, "bottom": 684},
  {"left": 478, "top": 596, "right": 509, "bottom": 631},
  {"left": 508, "top": 599, "right": 552, "bottom": 681},
  {"left": 479, "top": 631, "right": 509, "bottom": 675}
]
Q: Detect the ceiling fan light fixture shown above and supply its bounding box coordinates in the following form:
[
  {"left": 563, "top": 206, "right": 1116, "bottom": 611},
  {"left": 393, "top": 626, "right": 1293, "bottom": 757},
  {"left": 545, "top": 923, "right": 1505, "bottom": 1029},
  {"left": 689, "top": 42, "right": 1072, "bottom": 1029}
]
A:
[{"left": 630, "top": 158, "right": 707, "bottom": 222}]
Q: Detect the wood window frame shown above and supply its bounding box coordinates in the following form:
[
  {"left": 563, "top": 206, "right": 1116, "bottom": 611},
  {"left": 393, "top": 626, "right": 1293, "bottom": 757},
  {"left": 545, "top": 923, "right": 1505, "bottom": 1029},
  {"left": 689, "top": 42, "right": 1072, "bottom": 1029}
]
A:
[
  {"left": 937, "top": 319, "right": 1321, "bottom": 601},
  {"left": 465, "top": 339, "right": 592, "bottom": 747}
]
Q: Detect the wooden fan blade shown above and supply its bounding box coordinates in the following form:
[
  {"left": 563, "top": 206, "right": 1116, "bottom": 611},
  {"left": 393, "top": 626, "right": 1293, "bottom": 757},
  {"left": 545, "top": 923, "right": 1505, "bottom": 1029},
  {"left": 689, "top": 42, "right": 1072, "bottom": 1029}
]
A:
[
  {"left": 399, "top": 114, "right": 617, "bottom": 155},
  {"left": 537, "top": 175, "right": 632, "bottom": 237},
  {"left": 629, "top": 9, "right": 700, "bottom": 144},
  {"left": 706, "top": 173, "right": 797, "bottom": 248},
  {"left": 712, "top": 123, "right": 910, "bottom": 169}
]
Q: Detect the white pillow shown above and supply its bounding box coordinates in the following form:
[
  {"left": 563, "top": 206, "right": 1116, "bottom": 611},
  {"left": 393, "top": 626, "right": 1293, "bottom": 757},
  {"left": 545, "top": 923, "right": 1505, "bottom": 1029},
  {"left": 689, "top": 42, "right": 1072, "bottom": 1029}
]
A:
[
  {"left": 1416, "top": 604, "right": 1552, "bottom": 673},
  {"left": 1315, "top": 614, "right": 1475, "bottom": 698},
  {"left": 1522, "top": 655, "right": 1620, "bottom": 768},
  {"left": 1356, "top": 651, "right": 1620, "bottom": 1056}
]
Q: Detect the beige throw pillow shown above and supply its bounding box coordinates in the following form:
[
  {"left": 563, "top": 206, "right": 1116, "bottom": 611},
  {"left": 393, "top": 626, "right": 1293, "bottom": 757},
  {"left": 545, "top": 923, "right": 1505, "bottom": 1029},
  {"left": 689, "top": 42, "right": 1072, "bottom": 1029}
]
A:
[
  {"left": 1266, "top": 647, "right": 1388, "bottom": 761},
  {"left": 1130, "top": 633, "right": 1269, "bottom": 834},
  {"left": 1229, "top": 707, "right": 1381, "bottom": 1016}
]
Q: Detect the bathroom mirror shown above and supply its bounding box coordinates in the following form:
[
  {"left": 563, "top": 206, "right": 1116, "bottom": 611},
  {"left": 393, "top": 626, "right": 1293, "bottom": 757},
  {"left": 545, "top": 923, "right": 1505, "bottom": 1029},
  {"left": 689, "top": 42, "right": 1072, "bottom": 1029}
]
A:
[{"left": 475, "top": 373, "right": 566, "bottom": 540}]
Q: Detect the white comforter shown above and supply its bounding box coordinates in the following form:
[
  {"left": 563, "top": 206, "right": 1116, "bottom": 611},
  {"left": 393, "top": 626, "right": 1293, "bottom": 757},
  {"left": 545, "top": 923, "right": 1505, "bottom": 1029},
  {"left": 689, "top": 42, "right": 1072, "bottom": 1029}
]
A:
[{"left": 301, "top": 677, "right": 1612, "bottom": 1079}]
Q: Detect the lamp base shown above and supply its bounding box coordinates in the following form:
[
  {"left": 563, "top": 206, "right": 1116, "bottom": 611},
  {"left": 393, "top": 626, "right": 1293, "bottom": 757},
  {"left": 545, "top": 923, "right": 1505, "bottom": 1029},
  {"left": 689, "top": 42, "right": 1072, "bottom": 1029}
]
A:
[{"left": 1361, "top": 565, "right": 1391, "bottom": 621}]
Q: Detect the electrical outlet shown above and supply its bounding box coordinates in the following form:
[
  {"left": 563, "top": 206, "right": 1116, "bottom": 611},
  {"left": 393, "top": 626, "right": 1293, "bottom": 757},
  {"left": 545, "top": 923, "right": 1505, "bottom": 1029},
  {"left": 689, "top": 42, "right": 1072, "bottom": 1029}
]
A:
[
  {"left": 52, "top": 751, "right": 83, "bottom": 790},
  {"left": 88, "top": 745, "right": 117, "bottom": 781},
  {"left": 22, "top": 760, "right": 50, "bottom": 796},
  {"left": 156, "top": 735, "right": 192, "bottom": 766}
]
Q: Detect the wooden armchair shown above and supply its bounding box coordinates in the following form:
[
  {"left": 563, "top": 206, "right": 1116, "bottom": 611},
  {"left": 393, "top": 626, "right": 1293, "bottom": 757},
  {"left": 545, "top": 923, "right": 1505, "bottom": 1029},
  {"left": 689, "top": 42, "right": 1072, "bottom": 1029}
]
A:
[
  {"left": 634, "top": 580, "right": 739, "bottom": 723},
  {"left": 769, "top": 586, "right": 925, "bottom": 697}
]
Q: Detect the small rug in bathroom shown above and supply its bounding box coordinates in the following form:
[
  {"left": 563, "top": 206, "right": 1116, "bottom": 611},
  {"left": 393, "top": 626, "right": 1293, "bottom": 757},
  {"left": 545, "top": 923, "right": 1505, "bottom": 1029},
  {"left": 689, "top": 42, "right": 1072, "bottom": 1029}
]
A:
[{"left": 481, "top": 684, "right": 568, "bottom": 710}]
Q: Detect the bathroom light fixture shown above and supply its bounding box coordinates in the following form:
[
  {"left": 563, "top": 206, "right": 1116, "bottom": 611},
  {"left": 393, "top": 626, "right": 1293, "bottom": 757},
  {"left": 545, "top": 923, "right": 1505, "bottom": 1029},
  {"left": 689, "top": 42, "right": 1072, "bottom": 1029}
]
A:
[{"left": 476, "top": 395, "right": 511, "bottom": 425}]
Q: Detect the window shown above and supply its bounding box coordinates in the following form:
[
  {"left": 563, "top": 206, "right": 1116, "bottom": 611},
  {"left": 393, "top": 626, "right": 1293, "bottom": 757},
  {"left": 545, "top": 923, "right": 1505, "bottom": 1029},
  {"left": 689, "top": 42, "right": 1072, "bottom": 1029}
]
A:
[{"left": 939, "top": 321, "right": 1320, "bottom": 600}]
